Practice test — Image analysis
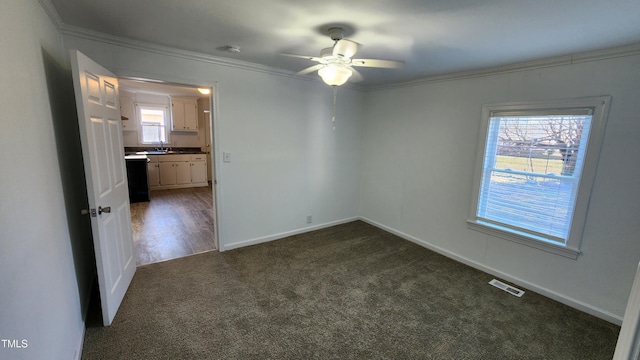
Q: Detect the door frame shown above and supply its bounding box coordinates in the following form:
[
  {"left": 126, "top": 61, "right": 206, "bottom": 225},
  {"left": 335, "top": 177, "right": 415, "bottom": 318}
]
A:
[{"left": 118, "top": 71, "right": 222, "bottom": 252}]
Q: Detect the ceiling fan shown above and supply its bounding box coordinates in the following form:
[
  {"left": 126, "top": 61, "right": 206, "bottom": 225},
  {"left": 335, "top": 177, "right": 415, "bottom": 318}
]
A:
[{"left": 285, "top": 27, "right": 404, "bottom": 86}]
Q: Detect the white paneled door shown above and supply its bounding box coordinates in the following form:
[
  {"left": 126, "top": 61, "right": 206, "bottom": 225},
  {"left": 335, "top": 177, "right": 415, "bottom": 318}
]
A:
[{"left": 70, "top": 50, "right": 135, "bottom": 326}]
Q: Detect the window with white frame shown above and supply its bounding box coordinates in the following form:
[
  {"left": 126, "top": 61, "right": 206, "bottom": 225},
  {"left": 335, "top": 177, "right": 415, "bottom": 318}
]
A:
[
  {"left": 467, "top": 96, "right": 610, "bottom": 259},
  {"left": 138, "top": 104, "right": 169, "bottom": 145}
]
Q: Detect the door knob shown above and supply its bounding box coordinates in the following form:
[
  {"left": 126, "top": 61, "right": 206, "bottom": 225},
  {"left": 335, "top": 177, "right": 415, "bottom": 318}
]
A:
[{"left": 98, "top": 206, "right": 111, "bottom": 215}]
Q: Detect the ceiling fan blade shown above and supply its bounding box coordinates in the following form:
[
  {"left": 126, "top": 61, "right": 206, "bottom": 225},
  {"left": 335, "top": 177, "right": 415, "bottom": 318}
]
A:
[
  {"left": 332, "top": 39, "right": 359, "bottom": 58},
  {"left": 349, "top": 68, "right": 364, "bottom": 82},
  {"left": 352, "top": 59, "right": 404, "bottom": 69},
  {"left": 282, "top": 53, "right": 324, "bottom": 62},
  {"left": 296, "top": 64, "right": 325, "bottom": 75}
]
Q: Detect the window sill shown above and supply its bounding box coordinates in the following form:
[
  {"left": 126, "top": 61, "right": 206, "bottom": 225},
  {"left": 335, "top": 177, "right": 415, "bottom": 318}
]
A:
[{"left": 466, "top": 220, "right": 581, "bottom": 259}]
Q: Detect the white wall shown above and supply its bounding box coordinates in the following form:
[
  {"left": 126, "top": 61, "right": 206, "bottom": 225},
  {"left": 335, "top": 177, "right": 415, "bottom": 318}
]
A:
[
  {"left": 360, "top": 54, "right": 640, "bottom": 322},
  {"left": 0, "top": 1, "right": 93, "bottom": 359},
  {"left": 63, "top": 34, "right": 364, "bottom": 250}
]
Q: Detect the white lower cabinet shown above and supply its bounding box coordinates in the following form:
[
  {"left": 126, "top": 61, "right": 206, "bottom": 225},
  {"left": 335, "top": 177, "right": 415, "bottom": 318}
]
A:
[
  {"left": 176, "top": 162, "right": 191, "bottom": 184},
  {"left": 159, "top": 162, "right": 178, "bottom": 185},
  {"left": 148, "top": 154, "right": 208, "bottom": 190},
  {"left": 159, "top": 160, "right": 190, "bottom": 185},
  {"left": 147, "top": 156, "right": 160, "bottom": 187},
  {"left": 190, "top": 154, "right": 207, "bottom": 184}
]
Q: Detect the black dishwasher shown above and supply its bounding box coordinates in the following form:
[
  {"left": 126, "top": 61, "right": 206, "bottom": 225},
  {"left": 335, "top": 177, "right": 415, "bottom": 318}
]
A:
[{"left": 125, "top": 155, "right": 150, "bottom": 203}]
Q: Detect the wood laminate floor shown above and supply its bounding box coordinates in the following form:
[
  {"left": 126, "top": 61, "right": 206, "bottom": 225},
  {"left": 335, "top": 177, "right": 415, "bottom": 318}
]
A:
[{"left": 130, "top": 186, "right": 216, "bottom": 266}]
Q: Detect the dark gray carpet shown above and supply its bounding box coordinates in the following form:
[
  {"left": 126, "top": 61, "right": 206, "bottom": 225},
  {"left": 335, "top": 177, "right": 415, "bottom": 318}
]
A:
[{"left": 82, "top": 221, "right": 620, "bottom": 359}]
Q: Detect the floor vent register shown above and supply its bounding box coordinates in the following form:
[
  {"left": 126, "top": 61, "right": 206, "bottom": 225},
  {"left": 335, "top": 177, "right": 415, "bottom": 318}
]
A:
[{"left": 489, "top": 279, "right": 525, "bottom": 297}]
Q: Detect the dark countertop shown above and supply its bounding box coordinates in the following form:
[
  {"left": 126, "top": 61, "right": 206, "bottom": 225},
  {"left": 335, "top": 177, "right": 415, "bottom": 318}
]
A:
[{"left": 124, "top": 147, "right": 206, "bottom": 156}]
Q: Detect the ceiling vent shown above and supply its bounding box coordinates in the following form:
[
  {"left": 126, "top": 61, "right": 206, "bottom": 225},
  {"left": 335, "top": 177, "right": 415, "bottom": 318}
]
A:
[{"left": 218, "top": 45, "right": 240, "bottom": 53}]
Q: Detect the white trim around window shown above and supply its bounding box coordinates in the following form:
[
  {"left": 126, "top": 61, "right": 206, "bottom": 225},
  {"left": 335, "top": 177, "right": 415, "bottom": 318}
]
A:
[
  {"left": 467, "top": 96, "right": 611, "bottom": 259},
  {"left": 136, "top": 103, "right": 170, "bottom": 145}
]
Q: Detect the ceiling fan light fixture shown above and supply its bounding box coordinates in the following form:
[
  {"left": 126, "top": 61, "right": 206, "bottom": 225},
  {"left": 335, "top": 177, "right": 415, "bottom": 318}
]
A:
[{"left": 318, "top": 64, "right": 352, "bottom": 86}]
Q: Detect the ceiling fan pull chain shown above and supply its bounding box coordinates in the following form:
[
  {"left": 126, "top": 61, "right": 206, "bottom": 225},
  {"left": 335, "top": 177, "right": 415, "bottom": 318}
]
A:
[{"left": 332, "top": 85, "right": 337, "bottom": 131}]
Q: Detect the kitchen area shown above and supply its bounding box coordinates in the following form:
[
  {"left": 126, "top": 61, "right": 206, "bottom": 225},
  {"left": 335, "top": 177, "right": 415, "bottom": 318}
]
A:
[
  {"left": 121, "top": 79, "right": 213, "bottom": 200},
  {"left": 124, "top": 151, "right": 209, "bottom": 203},
  {"left": 120, "top": 79, "right": 217, "bottom": 265}
]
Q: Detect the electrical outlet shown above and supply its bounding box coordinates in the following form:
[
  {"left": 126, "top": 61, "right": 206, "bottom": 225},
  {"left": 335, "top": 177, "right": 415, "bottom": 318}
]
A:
[{"left": 306, "top": 215, "right": 312, "bottom": 224}]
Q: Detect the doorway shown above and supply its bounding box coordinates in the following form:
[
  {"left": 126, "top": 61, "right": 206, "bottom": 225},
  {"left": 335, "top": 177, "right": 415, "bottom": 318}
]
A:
[{"left": 119, "top": 78, "right": 218, "bottom": 266}]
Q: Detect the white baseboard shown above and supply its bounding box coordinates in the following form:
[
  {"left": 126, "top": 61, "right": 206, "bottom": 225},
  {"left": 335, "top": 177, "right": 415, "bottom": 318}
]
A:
[
  {"left": 221, "top": 217, "right": 360, "bottom": 252},
  {"left": 359, "top": 216, "right": 623, "bottom": 325},
  {"left": 76, "top": 273, "right": 95, "bottom": 360},
  {"left": 75, "top": 325, "right": 85, "bottom": 360}
]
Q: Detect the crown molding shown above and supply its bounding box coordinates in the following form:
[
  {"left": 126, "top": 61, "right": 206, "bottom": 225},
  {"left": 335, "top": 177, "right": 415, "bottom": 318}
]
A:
[
  {"left": 570, "top": 43, "right": 640, "bottom": 64},
  {"left": 367, "top": 56, "right": 571, "bottom": 91},
  {"left": 37, "top": 0, "right": 63, "bottom": 30},
  {"left": 367, "top": 42, "right": 640, "bottom": 91},
  {"left": 37, "top": 0, "right": 639, "bottom": 93},
  {"left": 59, "top": 24, "right": 364, "bottom": 92},
  {"left": 60, "top": 24, "right": 299, "bottom": 78}
]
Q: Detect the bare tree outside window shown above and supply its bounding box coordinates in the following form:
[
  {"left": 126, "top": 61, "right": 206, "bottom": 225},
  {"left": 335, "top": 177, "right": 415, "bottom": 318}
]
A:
[{"left": 496, "top": 115, "right": 588, "bottom": 176}]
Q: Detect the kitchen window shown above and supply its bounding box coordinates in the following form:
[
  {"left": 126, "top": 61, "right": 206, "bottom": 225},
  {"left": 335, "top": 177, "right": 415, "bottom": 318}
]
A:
[
  {"left": 138, "top": 104, "right": 169, "bottom": 145},
  {"left": 467, "top": 96, "right": 610, "bottom": 259}
]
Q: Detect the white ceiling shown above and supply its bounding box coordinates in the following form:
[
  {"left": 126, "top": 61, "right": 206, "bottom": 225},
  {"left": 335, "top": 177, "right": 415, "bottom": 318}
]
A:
[{"left": 49, "top": 0, "right": 640, "bottom": 87}]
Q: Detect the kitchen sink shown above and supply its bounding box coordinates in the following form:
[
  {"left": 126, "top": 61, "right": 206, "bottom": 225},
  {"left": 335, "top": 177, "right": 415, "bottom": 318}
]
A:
[
  {"left": 135, "top": 150, "right": 179, "bottom": 155},
  {"left": 130, "top": 149, "right": 204, "bottom": 155}
]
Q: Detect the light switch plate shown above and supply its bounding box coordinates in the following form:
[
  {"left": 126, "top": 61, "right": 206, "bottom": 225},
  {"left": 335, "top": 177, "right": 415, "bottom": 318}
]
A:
[{"left": 223, "top": 152, "right": 231, "bottom": 163}]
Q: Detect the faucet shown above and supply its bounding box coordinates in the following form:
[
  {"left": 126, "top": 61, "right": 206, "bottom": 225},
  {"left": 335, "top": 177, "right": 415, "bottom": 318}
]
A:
[{"left": 158, "top": 141, "right": 164, "bottom": 151}]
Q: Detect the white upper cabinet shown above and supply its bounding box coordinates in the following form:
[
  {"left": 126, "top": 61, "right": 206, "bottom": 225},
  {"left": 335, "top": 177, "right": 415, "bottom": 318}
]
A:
[
  {"left": 171, "top": 97, "right": 198, "bottom": 132},
  {"left": 119, "top": 94, "right": 136, "bottom": 131}
]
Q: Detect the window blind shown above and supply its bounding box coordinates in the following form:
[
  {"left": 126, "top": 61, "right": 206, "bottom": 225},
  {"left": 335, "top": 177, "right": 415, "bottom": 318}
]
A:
[
  {"left": 139, "top": 106, "right": 167, "bottom": 143},
  {"left": 476, "top": 112, "right": 593, "bottom": 243}
]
